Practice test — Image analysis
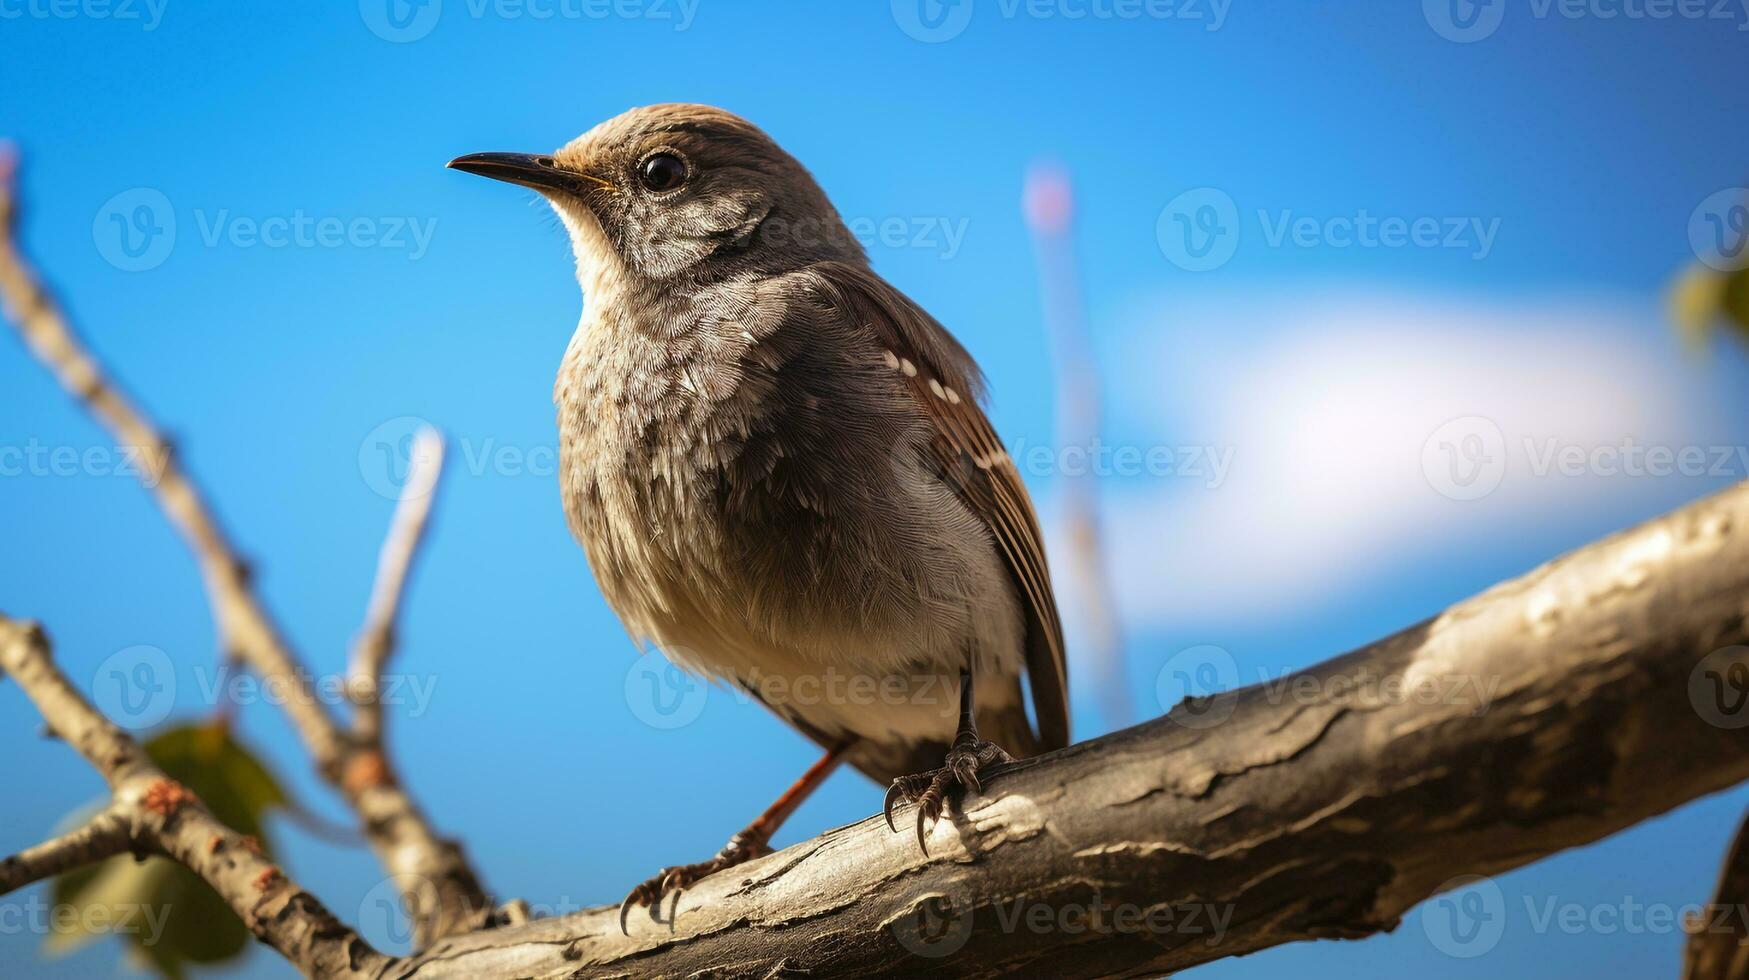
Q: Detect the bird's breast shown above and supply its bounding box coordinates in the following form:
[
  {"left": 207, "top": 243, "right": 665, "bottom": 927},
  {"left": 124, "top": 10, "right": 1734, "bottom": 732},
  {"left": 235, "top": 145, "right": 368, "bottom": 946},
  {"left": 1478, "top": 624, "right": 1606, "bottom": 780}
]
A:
[{"left": 550, "top": 289, "right": 1024, "bottom": 704}]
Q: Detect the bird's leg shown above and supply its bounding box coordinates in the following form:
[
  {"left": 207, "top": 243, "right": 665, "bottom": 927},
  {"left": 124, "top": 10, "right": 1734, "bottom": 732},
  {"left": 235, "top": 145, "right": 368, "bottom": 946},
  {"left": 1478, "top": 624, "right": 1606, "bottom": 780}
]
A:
[
  {"left": 619, "top": 738, "right": 851, "bottom": 932},
  {"left": 883, "top": 667, "right": 1013, "bottom": 854}
]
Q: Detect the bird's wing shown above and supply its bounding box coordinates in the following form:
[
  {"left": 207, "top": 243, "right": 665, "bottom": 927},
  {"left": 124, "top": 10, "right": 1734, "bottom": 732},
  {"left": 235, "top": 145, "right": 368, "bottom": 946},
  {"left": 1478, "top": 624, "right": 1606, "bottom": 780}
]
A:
[{"left": 789, "top": 261, "right": 1070, "bottom": 753}]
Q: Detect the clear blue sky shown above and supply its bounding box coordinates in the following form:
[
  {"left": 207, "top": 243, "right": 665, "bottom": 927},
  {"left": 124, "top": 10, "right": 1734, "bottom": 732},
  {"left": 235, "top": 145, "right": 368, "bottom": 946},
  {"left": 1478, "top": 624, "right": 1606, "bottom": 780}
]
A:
[{"left": 4, "top": 3, "right": 1749, "bottom": 977}]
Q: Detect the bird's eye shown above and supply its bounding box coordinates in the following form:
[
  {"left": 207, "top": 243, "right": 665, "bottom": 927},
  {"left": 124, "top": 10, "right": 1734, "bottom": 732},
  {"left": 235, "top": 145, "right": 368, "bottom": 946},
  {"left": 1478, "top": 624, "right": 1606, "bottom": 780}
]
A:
[{"left": 638, "top": 153, "right": 687, "bottom": 192}]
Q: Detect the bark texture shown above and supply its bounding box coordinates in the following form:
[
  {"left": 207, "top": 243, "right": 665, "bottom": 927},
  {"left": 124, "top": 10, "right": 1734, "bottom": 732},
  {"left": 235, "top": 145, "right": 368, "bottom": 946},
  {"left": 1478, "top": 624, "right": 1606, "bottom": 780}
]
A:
[{"left": 385, "top": 480, "right": 1749, "bottom": 978}]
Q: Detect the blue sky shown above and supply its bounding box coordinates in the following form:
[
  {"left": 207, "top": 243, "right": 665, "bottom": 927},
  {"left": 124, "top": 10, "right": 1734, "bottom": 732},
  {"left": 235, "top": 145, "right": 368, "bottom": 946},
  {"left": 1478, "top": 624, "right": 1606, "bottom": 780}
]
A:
[{"left": 3, "top": 2, "right": 1749, "bottom": 977}]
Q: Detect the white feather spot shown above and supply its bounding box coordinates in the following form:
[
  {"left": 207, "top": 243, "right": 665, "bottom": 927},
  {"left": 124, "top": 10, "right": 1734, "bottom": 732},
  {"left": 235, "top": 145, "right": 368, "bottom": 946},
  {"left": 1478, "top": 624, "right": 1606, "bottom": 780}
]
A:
[
  {"left": 928, "top": 379, "right": 945, "bottom": 399},
  {"left": 882, "top": 349, "right": 900, "bottom": 370},
  {"left": 900, "top": 358, "right": 918, "bottom": 378},
  {"left": 944, "top": 387, "right": 962, "bottom": 404}
]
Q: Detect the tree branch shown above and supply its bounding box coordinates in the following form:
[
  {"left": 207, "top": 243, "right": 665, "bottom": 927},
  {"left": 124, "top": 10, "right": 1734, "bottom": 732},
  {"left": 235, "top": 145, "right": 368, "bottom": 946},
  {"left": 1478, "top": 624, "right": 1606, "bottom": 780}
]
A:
[
  {"left": 8, "top": 429, "right": 1749, "bottom": 978},
  {"left": 348, "top": 426, "right": 444, "bottom": 746},
  {"left": 0, "top": 147, "right": 489, "bottom": 947},
  {"left": 1683, "top": 805, "right": 1749, "bottom": 980},
  {"left": 0, "top": 617, "right": 391, "bottom": 977},
  {"left": 0, "top": 807, "right": 132, "bottom": 893},
  {"left": 385, "top": 479, "right": 1749, "bottom": 978}
]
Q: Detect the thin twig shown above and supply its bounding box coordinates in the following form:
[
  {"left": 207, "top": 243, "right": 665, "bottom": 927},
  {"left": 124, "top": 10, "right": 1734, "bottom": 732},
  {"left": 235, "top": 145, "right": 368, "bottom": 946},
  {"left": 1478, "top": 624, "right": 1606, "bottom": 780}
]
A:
[
  {"left": 349, "top": 426, "right": 445, "bottom": 744},
  {"left": 1683, "top": 805, "right": 1749, "bottom": 980},
  {"left": 0, "top": 148, "right": 488, "bottom": 946},
  {"left": 1023, "top": 164, "right": 1130, "bottom": 730},
  {"left": 0, "top": 807, "right": 132, "bottom": 893}
]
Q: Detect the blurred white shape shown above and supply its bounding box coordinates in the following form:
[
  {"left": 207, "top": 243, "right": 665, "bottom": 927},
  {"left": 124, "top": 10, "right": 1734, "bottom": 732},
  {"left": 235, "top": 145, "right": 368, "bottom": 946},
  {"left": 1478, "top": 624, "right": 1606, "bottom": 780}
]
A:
[{"left": 1084, "top": 287, "right": 1734, "bottom": 625}]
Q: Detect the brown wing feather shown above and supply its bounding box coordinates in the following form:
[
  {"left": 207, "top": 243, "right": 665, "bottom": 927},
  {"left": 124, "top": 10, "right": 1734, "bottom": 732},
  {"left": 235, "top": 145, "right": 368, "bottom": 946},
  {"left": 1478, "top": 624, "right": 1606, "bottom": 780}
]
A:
[{"left": 799, "top": 262, "right": 1071, "bottom": 753}]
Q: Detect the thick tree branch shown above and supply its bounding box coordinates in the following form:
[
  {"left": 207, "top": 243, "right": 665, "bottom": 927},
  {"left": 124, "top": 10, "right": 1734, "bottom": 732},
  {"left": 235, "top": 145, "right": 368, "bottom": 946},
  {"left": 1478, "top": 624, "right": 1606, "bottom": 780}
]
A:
[
  {"left": 0, "top": 617, "right": 391, "bottom": 977},
  {"left": 383, "top": 480, "right": 1749, "bottom": 978},
  {"left": 0, "top": 148, "right": 489, "bottom": 947}
]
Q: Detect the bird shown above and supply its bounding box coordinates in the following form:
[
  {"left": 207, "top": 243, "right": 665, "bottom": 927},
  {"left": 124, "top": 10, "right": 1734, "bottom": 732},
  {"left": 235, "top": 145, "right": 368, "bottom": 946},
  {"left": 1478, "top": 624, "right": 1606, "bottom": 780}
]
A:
[{"left": 447, "top": 103, "right": 1069, "bottom": 929}]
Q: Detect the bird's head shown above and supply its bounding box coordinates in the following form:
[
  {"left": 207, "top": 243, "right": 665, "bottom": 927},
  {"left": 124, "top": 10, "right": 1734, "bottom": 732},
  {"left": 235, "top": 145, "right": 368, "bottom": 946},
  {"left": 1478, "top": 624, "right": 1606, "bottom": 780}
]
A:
[{"left": 449, "top": 103, "right": 863, "bottom": 286}]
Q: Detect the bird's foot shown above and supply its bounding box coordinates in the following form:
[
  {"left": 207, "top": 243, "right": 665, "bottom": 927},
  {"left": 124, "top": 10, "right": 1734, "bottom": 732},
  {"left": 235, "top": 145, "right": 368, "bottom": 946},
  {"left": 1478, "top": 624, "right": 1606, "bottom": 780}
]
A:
[
  {"left": 883, "top": 736, "right": 1013, "bottom": 854},
  {"left": 617, "top": 832, "right": 770, "bottom": 933}
]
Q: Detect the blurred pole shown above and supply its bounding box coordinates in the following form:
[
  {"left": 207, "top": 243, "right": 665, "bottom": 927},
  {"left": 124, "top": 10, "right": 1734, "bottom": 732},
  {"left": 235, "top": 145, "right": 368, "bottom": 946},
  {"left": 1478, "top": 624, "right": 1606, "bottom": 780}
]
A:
[{"left": 1023, "top": 164, "right": 1131, "bottom": 732}]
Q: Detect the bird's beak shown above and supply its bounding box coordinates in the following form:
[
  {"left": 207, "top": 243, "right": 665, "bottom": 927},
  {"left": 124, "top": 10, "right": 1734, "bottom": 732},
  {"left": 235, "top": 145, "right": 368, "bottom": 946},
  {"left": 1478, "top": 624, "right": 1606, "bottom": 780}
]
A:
[{"left": 446, "top": 152, "right": 614, "bottom": 194}]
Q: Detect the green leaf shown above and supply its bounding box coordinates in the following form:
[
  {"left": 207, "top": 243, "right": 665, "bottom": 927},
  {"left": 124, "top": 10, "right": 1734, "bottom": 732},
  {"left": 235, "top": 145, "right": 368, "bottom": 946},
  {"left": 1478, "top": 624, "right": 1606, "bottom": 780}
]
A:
[
  {"left": 1671, "top": 263, "right": 1749, "bottom": 349},
  {"left": 142, "top": 723, "right": 286, "bottom": 841},
  {"left": 1721, "top": 264, "right": 1749, "bottom": 339},
  {"left": 43, "top": 723, "right": 287, "bottom": 978}
]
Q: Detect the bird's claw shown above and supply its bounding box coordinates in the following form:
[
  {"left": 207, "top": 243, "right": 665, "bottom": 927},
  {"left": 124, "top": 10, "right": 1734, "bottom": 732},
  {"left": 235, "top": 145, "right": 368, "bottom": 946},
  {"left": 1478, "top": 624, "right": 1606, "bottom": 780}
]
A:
[
  {"left": 616, "top": 837, "right": 770, "bottom": 934},
  {"left": 883, "top": 737, "right": 1013, "bottom": 855}
]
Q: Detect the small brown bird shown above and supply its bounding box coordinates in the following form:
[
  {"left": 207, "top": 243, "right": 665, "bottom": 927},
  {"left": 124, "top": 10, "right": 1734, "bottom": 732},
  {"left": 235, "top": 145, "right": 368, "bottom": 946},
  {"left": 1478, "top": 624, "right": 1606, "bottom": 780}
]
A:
[{"left": 449, "top": 104, "right": 1069, "bottom": 927}]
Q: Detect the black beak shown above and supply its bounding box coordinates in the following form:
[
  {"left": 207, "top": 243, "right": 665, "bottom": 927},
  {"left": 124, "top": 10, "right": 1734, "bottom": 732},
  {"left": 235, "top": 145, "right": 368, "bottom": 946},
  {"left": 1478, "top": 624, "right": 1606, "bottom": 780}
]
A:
[{"left": 446, "top": 152, "right": 613, "bottom": 194}]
